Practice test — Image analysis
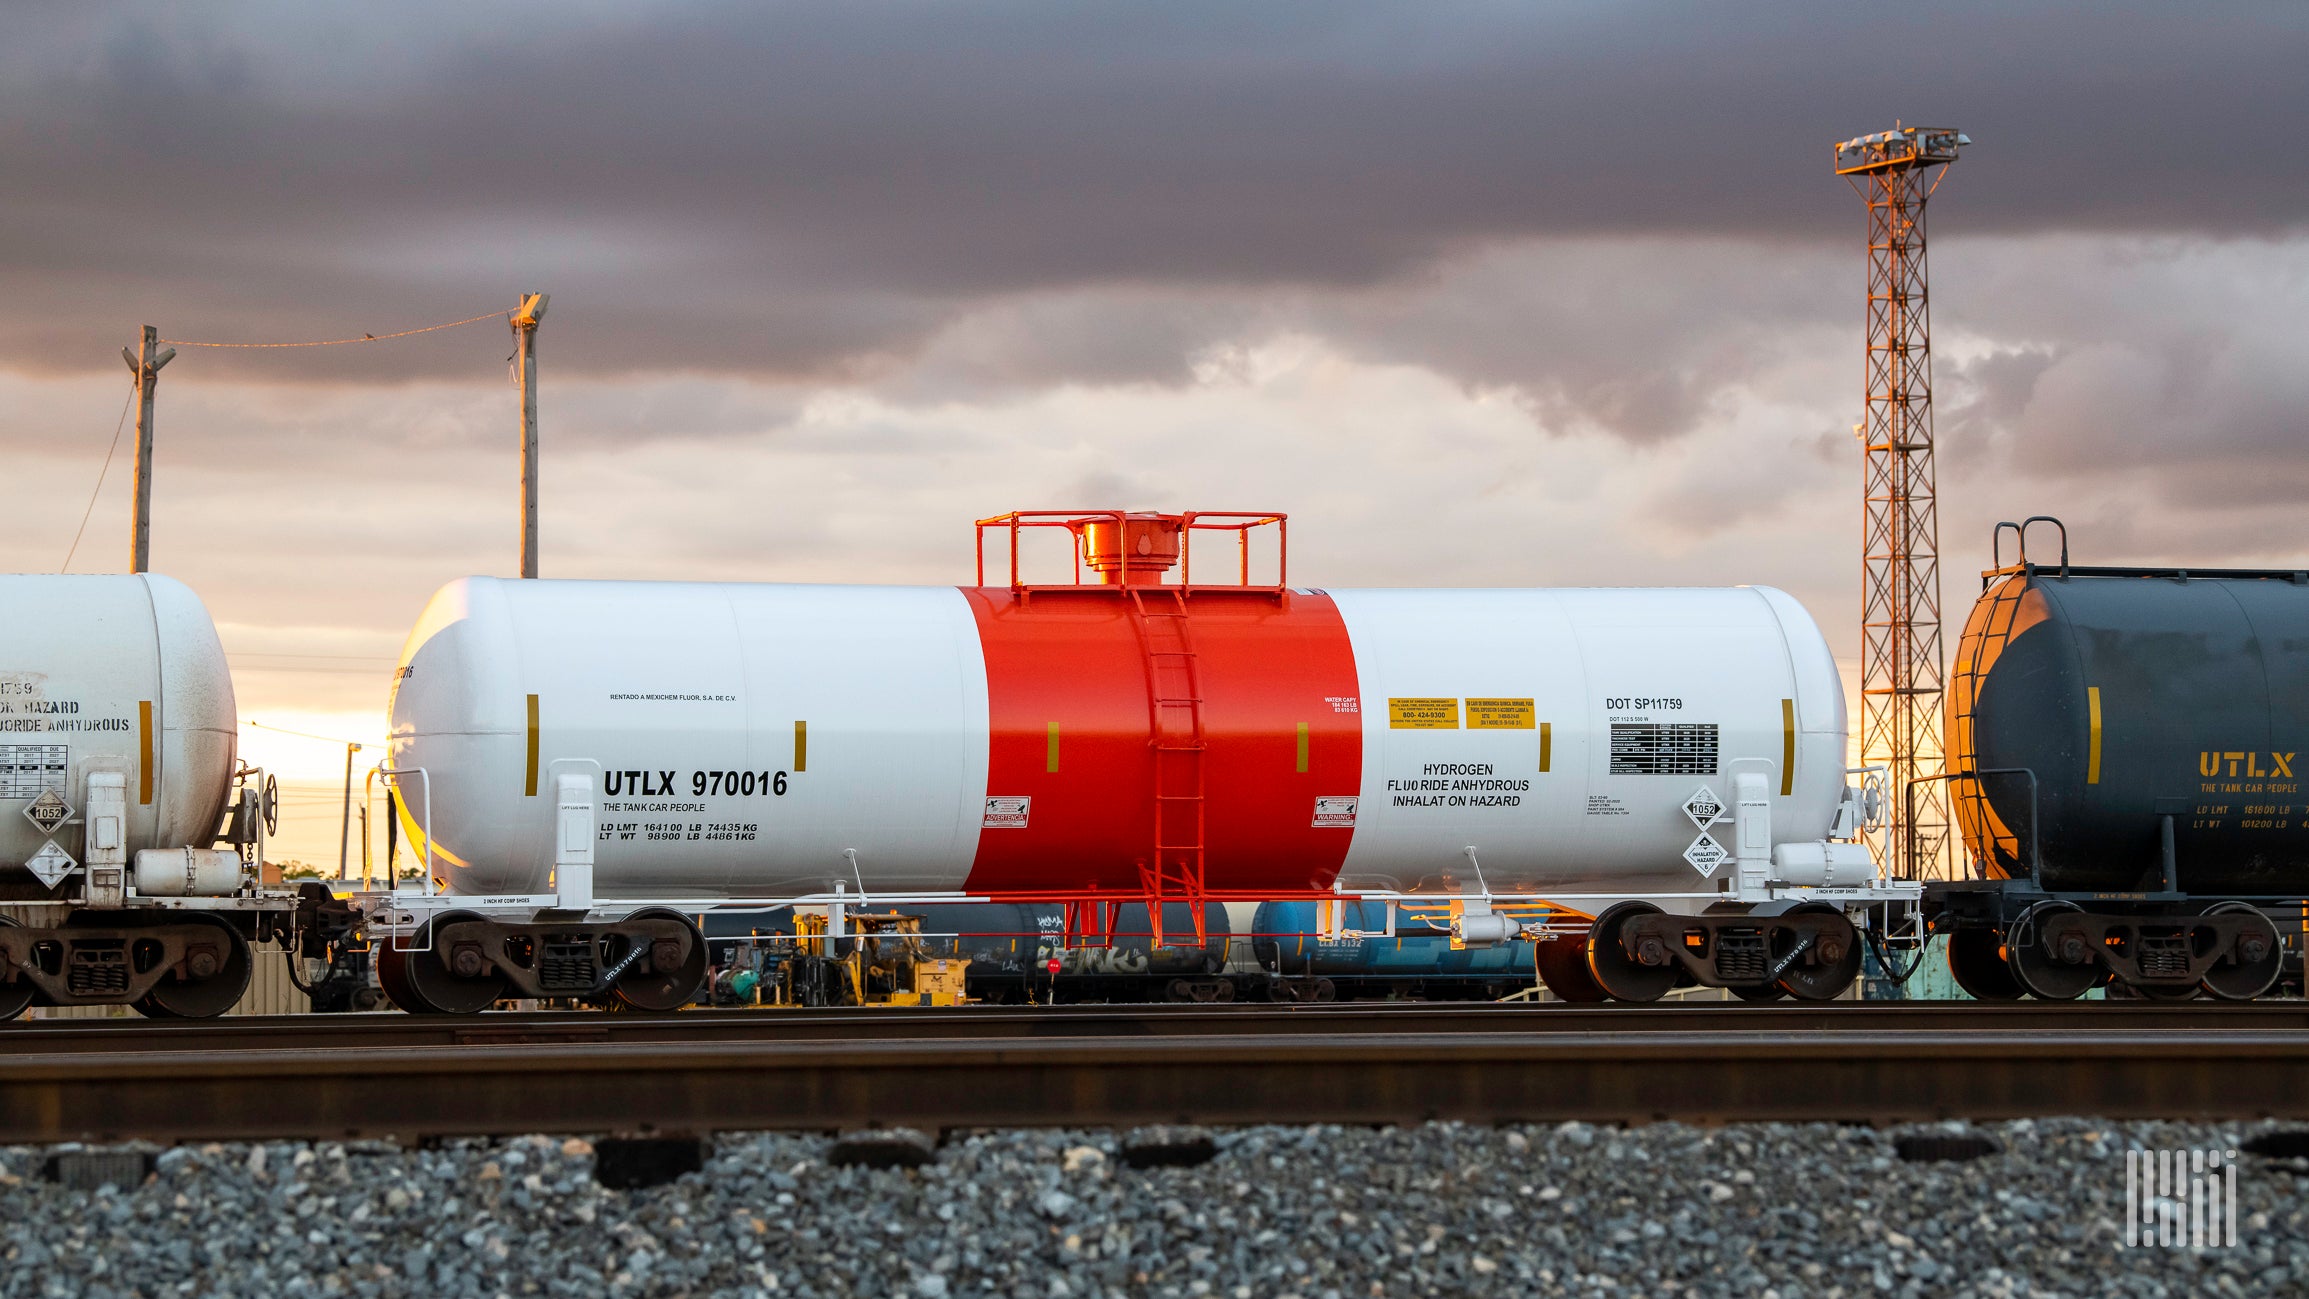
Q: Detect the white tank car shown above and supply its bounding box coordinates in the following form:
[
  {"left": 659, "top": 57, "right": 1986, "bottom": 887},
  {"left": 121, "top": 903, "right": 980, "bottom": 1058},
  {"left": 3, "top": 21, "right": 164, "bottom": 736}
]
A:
[
  {"left": 0, "top": 574, "right": 239, "bottom": 891},
  {"left": 368, "top": 513, "right": 1914, "bottom": 1010},
  {"left": 386, "top": 576, "right": 1875, "bottom": 908},
  {"left": 0, "top": 574, "right": 281, "bottom": 1020}
]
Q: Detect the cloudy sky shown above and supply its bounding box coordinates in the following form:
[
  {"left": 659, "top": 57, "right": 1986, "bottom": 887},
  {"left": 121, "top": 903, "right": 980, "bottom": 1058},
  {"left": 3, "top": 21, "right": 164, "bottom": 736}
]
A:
[{"left": 5, "top": 3, "right": 2304, "bottom": 866}]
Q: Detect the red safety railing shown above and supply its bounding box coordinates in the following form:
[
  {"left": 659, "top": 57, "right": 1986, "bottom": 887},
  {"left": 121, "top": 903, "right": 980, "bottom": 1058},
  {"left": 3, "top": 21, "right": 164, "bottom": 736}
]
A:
[{"left": 974, "top": 510, "right": 1288, "bottom": 595}]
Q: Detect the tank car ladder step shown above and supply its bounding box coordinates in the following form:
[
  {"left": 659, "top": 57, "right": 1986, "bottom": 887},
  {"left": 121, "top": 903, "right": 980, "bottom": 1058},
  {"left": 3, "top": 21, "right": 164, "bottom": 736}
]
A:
[{"left": 1129, "top": 586, "right": 1208, "bottom": 947}]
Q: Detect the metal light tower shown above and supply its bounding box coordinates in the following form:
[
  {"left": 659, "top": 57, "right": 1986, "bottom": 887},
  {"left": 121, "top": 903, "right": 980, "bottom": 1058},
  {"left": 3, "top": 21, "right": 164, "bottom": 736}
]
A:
[{"left": 1835, "top": 124, "right": 1968, "bottom": 881}]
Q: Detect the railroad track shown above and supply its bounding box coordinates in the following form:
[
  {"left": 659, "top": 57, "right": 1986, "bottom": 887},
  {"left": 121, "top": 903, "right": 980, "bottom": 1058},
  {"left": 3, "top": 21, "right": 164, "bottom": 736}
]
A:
[{"left": 5, "top": 1002, "right": 2308, "bottom": 1142}]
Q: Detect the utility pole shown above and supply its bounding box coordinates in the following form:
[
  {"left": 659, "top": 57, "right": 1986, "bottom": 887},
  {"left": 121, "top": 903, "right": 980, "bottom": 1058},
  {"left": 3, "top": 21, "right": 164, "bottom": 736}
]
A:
[
  {"left": 513, "top": 293, "right": 549, "bottom": 578},
  {"left": 337, "top": 741, "right": 364, "bottom": 880},
  {"left": 120, "top": 325, "right": 176, "bottom": 574},
  {"left": 1834, "top": 125, "right": 1968, "bottom": 881}
]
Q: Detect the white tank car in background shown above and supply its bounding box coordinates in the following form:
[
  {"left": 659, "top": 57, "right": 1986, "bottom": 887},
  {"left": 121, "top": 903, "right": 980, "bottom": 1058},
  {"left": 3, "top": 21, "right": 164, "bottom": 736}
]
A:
[
  {"left": 363, "top": 556, "right": 1913, "bottom": 1011},
  {"left": 0, "top": 574, "right": 289, "bottom": 1019}
]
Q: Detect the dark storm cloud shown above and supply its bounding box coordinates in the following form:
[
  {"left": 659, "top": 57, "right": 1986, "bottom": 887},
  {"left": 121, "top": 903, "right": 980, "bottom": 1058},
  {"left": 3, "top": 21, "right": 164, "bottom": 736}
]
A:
[{"left": 3, "top": 1, "right": 2304, "bottom": 387}]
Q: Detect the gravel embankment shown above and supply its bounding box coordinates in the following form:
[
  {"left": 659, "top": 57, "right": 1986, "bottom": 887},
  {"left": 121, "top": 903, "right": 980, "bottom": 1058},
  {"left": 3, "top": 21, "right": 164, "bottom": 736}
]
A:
[{"left": 3, "top": 1119, "right": 2304, "bottom": 1298}]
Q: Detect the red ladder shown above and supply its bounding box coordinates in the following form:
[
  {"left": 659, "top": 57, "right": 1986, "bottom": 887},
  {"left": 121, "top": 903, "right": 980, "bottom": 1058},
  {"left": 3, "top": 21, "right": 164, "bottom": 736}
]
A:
[{"left": 1129, "top": 586, "right": 1208, "bottom": 947}]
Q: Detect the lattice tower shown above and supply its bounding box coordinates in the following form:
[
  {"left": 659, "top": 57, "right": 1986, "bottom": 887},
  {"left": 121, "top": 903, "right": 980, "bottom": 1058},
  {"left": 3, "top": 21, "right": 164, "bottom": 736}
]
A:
[{"left": 1835, "top": 125, "right": 1968, "bottom": 881}]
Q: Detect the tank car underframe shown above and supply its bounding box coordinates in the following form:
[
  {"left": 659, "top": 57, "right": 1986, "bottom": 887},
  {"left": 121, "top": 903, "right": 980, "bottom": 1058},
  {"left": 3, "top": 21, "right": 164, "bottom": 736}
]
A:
[
  {"left": 1926, "top": 881, "right": 2290, "bottom": 1000},
  {"left": 352, "top": 897, "right": 707, "bottom": 1012},
  {"left": 338, "top": 877, "right": 1920, "bottom": 1012},
  {"left": 0, "top": 902, "right": 289, "bottom": 1017},
  {"left": 1579, "top": 902, "right": 1866, "bottom": 1001}
]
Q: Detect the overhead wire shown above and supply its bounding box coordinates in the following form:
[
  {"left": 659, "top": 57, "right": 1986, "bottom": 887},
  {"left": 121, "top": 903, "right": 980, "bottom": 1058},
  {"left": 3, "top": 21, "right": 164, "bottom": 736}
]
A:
[
  {"left": 60, "top": 385, "right": 137, "bottom": 573},
  {"left": 159, "top": 309, "right": 508, "bottom": 349},
  {"left": 245, "top": 720, "right": 373, "bottom": 748},
  {"left": 64, "top": 306, "right": 506, "bottom": 564}
]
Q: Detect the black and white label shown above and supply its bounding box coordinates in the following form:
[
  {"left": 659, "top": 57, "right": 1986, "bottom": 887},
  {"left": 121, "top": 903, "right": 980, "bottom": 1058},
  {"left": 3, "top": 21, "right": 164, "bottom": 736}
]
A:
[
  {"left": 1312, "top": 796, "right": 1359, "bottom": 828},
  {"left": 1683, "top": 832, "right": 1730, "bottom": 877},
  {"left": 983, "top": 796, "right": 1031, "bottom": 830},
  {"left": 24, "top": 839, "right": 76, "bottom": 887},
  {"left": 0, "top": 745, "right": 67, "bottom": 799},
  {"left": 1682, "top": 785, "right": 1725, "bottom": 828},
  {"left": 22, "top": 789, "right": 71, "bottom": 834},
  {"left": 1610, "top": 723, "right": 1720, "bottom": 776}
]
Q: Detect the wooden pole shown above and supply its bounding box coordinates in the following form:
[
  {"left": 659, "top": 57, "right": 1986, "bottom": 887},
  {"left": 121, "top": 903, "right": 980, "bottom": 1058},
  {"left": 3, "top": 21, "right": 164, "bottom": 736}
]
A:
[
  {"left": 513, "top": 293, "right": 549, "bottom": 578},
  {"left": 337, "top": 742, "right": 361, "bottom": 881},
  {"left": 119, "top": 325, "right": 175, "bottom": 574}
]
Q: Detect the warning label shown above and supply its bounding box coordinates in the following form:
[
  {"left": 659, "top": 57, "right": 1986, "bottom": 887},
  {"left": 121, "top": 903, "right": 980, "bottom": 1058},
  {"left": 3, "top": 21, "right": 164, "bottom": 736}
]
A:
[
  {"left": 1465, "top": 698, "right": 1534, "bottom": 730},
  {"left": 1388, "top": 698, "right": 1459, "bottom": 730},
  {"left": 23, "top": 789, "right": 71, "bottom": 834},
  {"left": 1684, "top": 832, "right": 1730, "bottom": 877},
  {"left": 1313, "top": 796, "right": 1359, "bottom": 828},
  {"left": 983, "top": 796, "right": 1031, "bottom": 830}
]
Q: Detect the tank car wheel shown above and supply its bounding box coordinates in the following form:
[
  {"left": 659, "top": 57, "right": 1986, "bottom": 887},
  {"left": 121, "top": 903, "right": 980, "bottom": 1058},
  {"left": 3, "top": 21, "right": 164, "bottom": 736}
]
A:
[
  {"left": 1945, "top": 928, "right": 2025, "bottom": 1001},
  {"left": 0, "top": 917, "right": 33, "bottom": 1021},
  {"left": 1731, "top": 982, "right": 1787, "bottom": 1003},
  {"left": 374, "top": 939, "right": 439, "bottom": 1014},
  {"left": 397, "top": 912, "right": 507, "bottom": 1015},
  {"left": 2200, "top": 902, "right": 2284, "bottom": 1001},
  {"left": 1773, "top": 905, "right": 1861, "bottom": 1001},
  {"left": 2006, "top": 901, "right": 2101, "bottom": 1001},
  {"left": 608, "top": 908, "right": 708, "bottom": 1012},
  {"left": 135, "top": 914, "right": 252, "bottom": 1019},
  {"left": 1585, "top": 903, "right": 1678, "bottom": 1003},
  {"left": 1533, "top": 931, "right": 1607, "bottom": 1003}
]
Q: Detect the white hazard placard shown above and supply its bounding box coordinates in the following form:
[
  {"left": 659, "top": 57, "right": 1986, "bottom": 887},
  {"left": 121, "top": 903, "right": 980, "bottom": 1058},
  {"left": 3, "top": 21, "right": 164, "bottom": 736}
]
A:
[
  {"left": 982, "top": 796, "right": 1031, "bottom": 830},
  {"left": 25, "top": 839, "right": 76, "bottom": 888},
  {"left": 23, "top": 789, "right": 71, "bottom": 835},
  {"left": 1312, "top": 796, "right": 1359, "bottom": 828},
  {"left": 1682, "top": 785, "right": 1725, "bottom": 829},
  {"left": 1682, "top": 832, "right": 1729, "bottom": 878}
]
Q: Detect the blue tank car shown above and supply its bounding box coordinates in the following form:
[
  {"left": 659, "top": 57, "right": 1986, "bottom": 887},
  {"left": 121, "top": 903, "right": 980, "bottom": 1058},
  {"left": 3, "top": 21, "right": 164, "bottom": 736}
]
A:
[{"left": 1249, "top": 901, "right": 1537, "bottom": 1001}]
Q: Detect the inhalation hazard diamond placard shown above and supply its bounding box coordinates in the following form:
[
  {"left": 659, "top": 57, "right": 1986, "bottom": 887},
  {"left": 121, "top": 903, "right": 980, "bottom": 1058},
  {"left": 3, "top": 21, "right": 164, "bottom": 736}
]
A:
[
  {"left": 1683, "top": 832, "right": 1729, "bottom": 878},
  {"left": 1682, "top": 785, "right": 1725, "bottom": 829},
  {"left": 24, "top": 839, "right": 76, "bottom": 888},
  {"left": 22, "top": 789, "right": 71, "bottom": 835}
]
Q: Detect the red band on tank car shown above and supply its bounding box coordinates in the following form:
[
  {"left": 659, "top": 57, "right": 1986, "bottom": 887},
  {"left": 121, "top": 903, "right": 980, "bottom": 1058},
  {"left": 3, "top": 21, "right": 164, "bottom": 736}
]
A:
[{"left": 962, "top": 587, "right": 1362, "bottom": 898}]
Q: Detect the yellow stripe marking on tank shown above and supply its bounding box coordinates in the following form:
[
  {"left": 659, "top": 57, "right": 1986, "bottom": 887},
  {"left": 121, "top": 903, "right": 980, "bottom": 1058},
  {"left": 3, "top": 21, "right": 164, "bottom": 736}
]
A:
[
  {"left": 1780, "top": 698, "right": 1795, "bottom": 797},
  {"left": 794, "top": 720, "right": 808, "bottom": 772},
  {"left": 1295, "top": 722, "right": 1309, "bottom": 773},
  {"left": 2087, "top": 686, "right": 2102, "bottom": 785},
  {"left": 137, "top": 700, "right": 153, "bottom": 804},
  {"left": 1539, "top": 721, "right": 1552, "bottom": 773},
  {"left": 524, "top": 694, "right": 540, "bottom": 797},
  {"left": 1047, "top": 722, "right": 1061, "bottom": 773}
]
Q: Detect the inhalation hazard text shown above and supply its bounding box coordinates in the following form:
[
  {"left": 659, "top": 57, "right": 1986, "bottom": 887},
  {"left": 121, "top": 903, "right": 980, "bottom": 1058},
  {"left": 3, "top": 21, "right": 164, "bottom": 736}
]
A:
[{"left": 1386, "top": 761, "right": 1528, "bottom": 809}]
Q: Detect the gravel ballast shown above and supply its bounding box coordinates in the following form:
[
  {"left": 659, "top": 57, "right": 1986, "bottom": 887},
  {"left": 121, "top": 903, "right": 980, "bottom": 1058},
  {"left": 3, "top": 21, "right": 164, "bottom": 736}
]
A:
[{"left": 3, "top": 1118, "right": 2302, "bottom": 1298}]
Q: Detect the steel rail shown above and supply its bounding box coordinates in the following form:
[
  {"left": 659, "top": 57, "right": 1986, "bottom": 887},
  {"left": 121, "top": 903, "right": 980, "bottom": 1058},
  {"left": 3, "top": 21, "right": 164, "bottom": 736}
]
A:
[
  {"left": 3, "top": 1000, "right": 2307, "bottom": 1054},
  {"left": 6, "top": 1011, "right": 2309, "bottom": 1142}
]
